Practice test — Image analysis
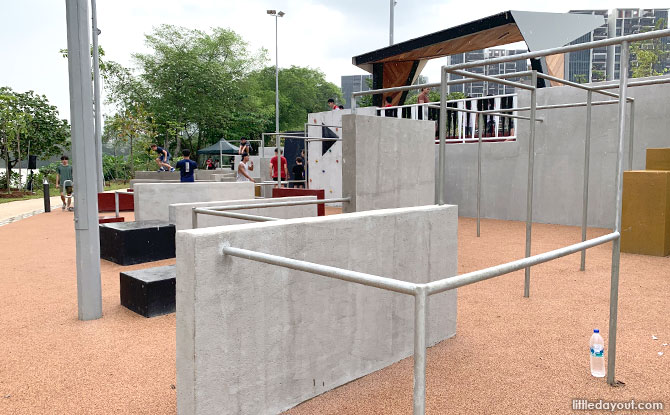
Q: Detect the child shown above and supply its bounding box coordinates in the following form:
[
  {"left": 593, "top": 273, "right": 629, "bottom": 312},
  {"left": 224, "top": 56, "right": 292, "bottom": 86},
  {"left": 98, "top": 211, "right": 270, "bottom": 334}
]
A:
[
  {"left": 175, "top": 149, "right": 198, "bottom": 182},
  {"left": 150, "top": 144, "right": 175, "bottom": 171},
  {"left": 56, "top": 155, "right": 74, "bottom": 211},
  {"left": 292, "top": 157, "right": 305, "bottom": 189}
]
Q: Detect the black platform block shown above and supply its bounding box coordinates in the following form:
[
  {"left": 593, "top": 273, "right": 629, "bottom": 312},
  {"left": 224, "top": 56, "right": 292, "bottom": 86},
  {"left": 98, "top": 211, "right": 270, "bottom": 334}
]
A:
[
  {"left": 120, "top": 265, "right": 176, "bottom": 318},
  {"left": 100, "top": 220, "right": 175, "bottom": 265}
]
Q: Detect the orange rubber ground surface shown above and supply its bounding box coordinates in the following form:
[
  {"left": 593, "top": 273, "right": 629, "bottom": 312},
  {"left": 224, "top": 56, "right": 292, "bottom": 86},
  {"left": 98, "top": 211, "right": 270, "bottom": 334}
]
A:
[{"left": 1, "top": 210, "right": 668, "bottom": 414}]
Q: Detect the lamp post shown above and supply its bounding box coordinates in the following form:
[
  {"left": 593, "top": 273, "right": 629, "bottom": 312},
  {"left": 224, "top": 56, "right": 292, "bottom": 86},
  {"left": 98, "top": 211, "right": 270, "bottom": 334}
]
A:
[
  {"left": 267, "top": 10, "right": 285, "bottom": 138},
  {"left": 389, "top": 0, "right": 397, "bottom": 45}
]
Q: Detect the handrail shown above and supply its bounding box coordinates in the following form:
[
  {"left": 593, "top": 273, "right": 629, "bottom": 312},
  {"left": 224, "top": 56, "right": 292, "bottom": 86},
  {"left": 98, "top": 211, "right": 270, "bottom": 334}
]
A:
[{"left": 114, "top": 190, "right": 133, "bottom": 218}]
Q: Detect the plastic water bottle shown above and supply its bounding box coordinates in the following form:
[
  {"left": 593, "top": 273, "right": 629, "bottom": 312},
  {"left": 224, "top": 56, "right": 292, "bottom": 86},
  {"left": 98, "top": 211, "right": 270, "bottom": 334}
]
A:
[{"left": 590, "top": 329, "right": 606, "bottom": 377}]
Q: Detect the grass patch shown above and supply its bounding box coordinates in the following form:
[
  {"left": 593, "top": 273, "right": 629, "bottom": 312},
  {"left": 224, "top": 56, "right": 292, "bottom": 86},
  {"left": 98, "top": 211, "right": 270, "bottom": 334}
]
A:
[{"left": 0, "top": 181, "right": 130, "bottom": 204}]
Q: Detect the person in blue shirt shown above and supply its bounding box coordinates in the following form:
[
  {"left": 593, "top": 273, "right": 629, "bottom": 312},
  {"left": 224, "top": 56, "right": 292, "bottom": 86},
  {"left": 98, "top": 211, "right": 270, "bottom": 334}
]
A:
[
  {"left": 175, "top": 149, "right": 198, "bottom": 182},
  {"left": 151, "top": 144, "right": 175, "bottom": 171}
]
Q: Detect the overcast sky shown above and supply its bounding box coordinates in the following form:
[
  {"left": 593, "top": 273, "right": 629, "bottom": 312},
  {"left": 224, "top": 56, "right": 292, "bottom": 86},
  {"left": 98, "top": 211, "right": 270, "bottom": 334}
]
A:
[{"left": 1, "top": 0, "right": 663, "bottom": 121}]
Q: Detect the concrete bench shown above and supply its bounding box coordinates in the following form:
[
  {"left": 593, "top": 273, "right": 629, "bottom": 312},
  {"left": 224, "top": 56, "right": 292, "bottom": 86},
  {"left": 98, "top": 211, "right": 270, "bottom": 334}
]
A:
[
  {"left": 120, "top": 265, "right": 176, "bottom": 318},
  {"left": 99, "top": 220, "right": 175, "bottom": 265}
]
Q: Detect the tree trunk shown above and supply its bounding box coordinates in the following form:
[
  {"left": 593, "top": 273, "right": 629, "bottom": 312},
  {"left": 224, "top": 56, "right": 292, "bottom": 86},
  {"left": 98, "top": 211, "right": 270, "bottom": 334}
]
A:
[
  {"left": 175, "top": 128, "right": 181, "bottom": 155},
  {"left": 17, "top": 132, "right": 22, "bottom": 192},
  {"left": 130, "top": 136, "right": 135, "bottom": 177},
  {"left": 5, "top": 144, "right": 10, "bottom": 194}
]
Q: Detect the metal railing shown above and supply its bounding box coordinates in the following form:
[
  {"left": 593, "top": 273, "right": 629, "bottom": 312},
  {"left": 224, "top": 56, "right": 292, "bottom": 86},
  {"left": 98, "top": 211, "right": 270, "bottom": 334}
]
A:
[
  {"left": 191, "top": 197, "right": 350, "bottom": 228},
  {"left": 323, "top": 27, "right": 670, "bottom": 413},
  {"left": 114, "top": 190, "right": 133, "bottom": 218}
]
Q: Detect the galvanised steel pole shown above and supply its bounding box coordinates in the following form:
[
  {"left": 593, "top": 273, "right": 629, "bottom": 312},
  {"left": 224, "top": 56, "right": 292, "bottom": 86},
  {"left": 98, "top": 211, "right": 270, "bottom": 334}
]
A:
[
  {"left": 437, "top": 68, "right": 447, "bottom": 205},
  {"left": 628, "top": 100, "right": 635, "bottom": 170},
  {"left": 524, "top": 71, "right": 537, "bottom": 298},
  {"left": 389, "top": 0, "right": 394, "bottom": 46},
  {"left": 65, "top": 0, "right": 103, "bottom": 321},
  {"left": 275, "top": 13, "right": 279, "bottom": 137},
  {"left": 477, "top": 112, "right": 483, "bottom": 237},
  {"left": 91, "top": 0, "right": 104, "bottom": 192},
  {"left": 607, "top": 40, "right": 629, "bottom": 386},
  {"left": 580, "top": 91, "right": 593, "bottom": 271},
  {"left": 413, "top": 285, "right": 427, "bottom": 415}
]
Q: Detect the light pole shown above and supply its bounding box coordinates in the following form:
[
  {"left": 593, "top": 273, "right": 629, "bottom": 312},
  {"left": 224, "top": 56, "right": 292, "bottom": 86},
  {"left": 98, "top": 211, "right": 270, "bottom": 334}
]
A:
[
  {"left": 389, "top": 0, "right": 397, "bottom": 45},
  {"left": 91, "top": 0, "right": 104, "bottom": 192},
  {"left": 267, "top": 10, "right": 285, "bottom": 137}
]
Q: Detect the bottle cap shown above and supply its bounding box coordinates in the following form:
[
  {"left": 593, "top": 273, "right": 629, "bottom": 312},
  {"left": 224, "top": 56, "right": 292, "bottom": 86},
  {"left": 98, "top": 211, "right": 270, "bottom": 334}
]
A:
[{"left": 594, "top": 329, "right": 599, "bottom": 333}]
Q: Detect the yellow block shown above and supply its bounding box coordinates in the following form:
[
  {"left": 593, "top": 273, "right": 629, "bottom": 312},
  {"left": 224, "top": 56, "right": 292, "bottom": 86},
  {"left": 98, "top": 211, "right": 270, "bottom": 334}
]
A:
[
  {"left": 254, "top": 185, "right": 261, "bottom": 197},
  {"left": 621, "top": 170, "right": 670, "bottom": 256},
  {"left": 646, "top": 148, "right": 670, "bottom": 171}
]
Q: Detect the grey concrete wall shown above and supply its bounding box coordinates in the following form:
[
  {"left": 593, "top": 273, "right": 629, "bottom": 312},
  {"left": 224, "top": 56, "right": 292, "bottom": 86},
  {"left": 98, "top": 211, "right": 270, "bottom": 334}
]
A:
[
  {"left": 135, "top": 171, "right": 181, "bottom": 180},
  {"left": 212, "top": 174, "right": 235, "bottom": 182},
  {"left": 342, "top": 114, "right": 435, "bottom": 213},
  {"left": 134, "top": 182, "right": 254, "bottom": 222},
  {"left": 169, "top": 196, "right": 318, "bottom": 231},
  {"left": 176, "top": 204, "right": 458, "bottom": 415},
  {"left": 129, "top": 179, "right": 217, "bottom": 188},
  {"left": 441, "top": 76, "right": 670, "bottom": 228}
]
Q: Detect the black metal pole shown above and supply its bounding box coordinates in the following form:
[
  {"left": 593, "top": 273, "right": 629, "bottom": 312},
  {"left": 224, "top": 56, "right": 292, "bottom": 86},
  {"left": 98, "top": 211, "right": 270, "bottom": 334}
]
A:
[{"left": 43, "top": 179, "right": 50, "bottom": 212}]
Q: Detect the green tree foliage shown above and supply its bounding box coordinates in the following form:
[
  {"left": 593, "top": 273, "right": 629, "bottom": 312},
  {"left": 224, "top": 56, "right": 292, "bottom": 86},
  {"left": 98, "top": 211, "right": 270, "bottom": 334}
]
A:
[
  {"left": 105, "top": 104, "right": 157, "bottom": 175},
  {"left": 0, "top": 87, "right": 69, "bottom": 191},
  {"left": 629, "top": 19, "right": 669, "bottom": 78},
  {"left": 245, "top": 66, "right": 342, "bottom": 132}
]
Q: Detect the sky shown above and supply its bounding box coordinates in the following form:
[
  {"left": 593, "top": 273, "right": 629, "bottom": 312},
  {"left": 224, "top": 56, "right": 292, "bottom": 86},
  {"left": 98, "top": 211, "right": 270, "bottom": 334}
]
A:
[{"left": 1, "top": 0, "right": 666, "bottom": 121}]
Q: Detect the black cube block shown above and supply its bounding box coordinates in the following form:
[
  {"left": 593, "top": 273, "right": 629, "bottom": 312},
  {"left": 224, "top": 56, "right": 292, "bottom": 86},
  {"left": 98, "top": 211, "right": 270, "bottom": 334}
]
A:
[
  {"left": 120, "top": 265, "right": 176, "bottom": 318},
  {"left": 100, "top": 220, "right": 175, "bottom": 265}
]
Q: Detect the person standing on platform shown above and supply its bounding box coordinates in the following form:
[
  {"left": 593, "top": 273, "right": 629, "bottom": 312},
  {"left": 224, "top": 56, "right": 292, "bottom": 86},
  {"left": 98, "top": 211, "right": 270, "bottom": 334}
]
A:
[
  {"left": 237, "top": 153, "right": 255, "bottom": 183},
  {"left": 238, "top": 137, "right": 251, "bottom": 155},
  {"left": 175, "top": 149, "right": 198, "bottom": 182},
  {"left": 56, "top": 155, "right": 73, "bottom": 211},
  {"left": 150, "top": 144, "right": 174, "bottom": 171},
  {"left": 328, "top": 98, "right": 340, "bottom": 110},
  {"left": 270, "top": 148, "right": 288, "bottom": 187}
]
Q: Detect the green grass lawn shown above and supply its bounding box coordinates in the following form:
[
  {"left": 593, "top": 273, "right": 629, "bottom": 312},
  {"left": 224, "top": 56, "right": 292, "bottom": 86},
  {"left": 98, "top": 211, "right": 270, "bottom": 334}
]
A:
[{"left": 0, "top": 181, "right": 130, "bottom": 204}]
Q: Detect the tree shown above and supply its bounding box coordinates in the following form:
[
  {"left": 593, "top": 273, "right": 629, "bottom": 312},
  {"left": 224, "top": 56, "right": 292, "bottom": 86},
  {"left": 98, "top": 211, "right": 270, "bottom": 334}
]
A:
[
  {"left": 105, "top": 104, "right": 156, "bottom": 175},
  {"left": 245, "top": 66, "right": 343, "bottom": 132},
  {"left": 0, "top": 87, "right": 70, "bottom": 191},
  {"left": 629, "top": 19, "right": 669, "bottom": 78}
]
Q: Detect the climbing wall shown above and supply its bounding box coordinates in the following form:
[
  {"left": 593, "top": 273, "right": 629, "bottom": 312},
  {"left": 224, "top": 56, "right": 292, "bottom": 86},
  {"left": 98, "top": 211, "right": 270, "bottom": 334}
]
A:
[{"left": 306, "top": 108, "right": 375, "bottom": 203}]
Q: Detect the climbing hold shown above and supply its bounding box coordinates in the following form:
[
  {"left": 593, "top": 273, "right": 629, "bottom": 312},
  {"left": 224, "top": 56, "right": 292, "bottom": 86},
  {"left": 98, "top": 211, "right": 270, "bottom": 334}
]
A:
[
  {"left": 329, "top": 190, "right": 333, "bottom": 193},
  {"left": 309, "top": 179, "right": 312, "bottom": 182},
  {"left": 322, "top": 170, "right": 325, "bottom": 173},
  {"left": 328, "top": 149, "right": 332, "bottom": 152},
  {"left": 315, "top": 159, "right": 318, "bottom": 163},
  {"left": 336, "top": 160, "right": 339, "bottom": 163},
  {"left": 336, "top": 128, "right": 339, "bottom": 132},
  {"left": 313, "top": 119, "right": 317, "bottom": 124}
]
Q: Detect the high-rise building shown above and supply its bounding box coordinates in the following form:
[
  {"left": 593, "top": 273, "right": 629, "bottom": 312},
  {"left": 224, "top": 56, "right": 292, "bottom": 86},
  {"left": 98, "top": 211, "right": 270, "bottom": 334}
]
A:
[
  {"left": 340, "top": 74, "right": 372, "bottom": 109},
  {"left": 566, "top": 8, "right": 669, "bottom": 82},
  {"left": 447, "top": 49, "right": 527, "bottom": 97}
]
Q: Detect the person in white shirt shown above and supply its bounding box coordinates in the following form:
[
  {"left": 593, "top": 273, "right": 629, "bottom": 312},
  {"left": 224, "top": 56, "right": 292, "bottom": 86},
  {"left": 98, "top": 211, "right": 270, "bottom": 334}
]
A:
[{"left": 236, "top": 153, "right": 255, "bottom": 182}]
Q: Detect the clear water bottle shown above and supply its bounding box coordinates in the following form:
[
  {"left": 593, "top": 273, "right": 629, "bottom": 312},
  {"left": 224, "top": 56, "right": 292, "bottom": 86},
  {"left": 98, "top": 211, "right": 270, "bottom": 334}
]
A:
[{"left": 590, "top": 329, "right": 606, "bottom": 377}]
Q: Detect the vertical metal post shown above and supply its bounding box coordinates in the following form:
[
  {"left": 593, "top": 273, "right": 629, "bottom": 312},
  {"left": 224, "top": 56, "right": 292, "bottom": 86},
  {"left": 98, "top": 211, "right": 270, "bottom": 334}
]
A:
[
  {"left": 91, "top": 0, "right": 104, "bottom": 193},
  {"left": 274, "top": 15, "right": 280, "bottom": 137},
  {"left": 477, "top": 112, "right": 483, "bottom": 237},
  {"left": 437, "top": 68, "right": 447, "bottom": 205},
  {"left": 276, "top": 134, "right": 281, "bottom": 188},
  {"left": 413, "top": 286, "right": 427, "bottom": 415},
  {"left": 65, "top": 0, "right": 103, "bottom": 321},
  {"left": 607, "top": 40, "right": 629, "bottom": 386},
  {"left": 628, "top": 100, "right": 635, "bottom": 170},
  {"left": 580, "top": 91, "right": 593, "bottom": 271},
  {"left": 524, "top": 71, "right": 537, "bottom": 298},
  {"left": 191, "top": 208, "right": 198, "bottom": 229},
  {"left": 114, "top": 191, "right": 119, "bottom": 218},
  {"left": 351, "top": 93, "right": 357, "bottom": 114},
  {"left": 389, "top": 0, "right": 394, "bottom": 46}
]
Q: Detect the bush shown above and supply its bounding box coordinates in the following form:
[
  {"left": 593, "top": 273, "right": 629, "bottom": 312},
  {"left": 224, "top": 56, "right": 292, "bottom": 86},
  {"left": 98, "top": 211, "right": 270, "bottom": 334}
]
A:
[
  {"left": 36, "top": 162, "right": 60, "bottom": 186},
  {"left": 0, "top": 171, "right": 21, "bottom": 189},
  {"left": 103, "top": 154, "right": 132, "bottom": 181}
]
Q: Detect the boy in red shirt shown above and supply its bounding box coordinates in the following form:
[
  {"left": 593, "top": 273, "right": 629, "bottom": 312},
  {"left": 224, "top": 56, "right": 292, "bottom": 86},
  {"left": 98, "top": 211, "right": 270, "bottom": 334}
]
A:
[{"left": 269, "top": 148, "right": 288, "bottom": 187}]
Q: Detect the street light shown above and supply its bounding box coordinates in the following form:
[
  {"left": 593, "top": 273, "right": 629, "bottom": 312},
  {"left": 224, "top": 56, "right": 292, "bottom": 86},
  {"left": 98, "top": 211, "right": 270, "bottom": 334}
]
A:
[{"left": 267, "top": 9, "right": 285, "bottom": 138}]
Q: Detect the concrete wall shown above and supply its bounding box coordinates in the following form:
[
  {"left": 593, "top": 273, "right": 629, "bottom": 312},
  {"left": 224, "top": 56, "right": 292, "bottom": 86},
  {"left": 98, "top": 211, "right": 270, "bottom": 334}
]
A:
[
  {"left": 129, "top": 179, "right": 216, "bottom": 188},
  {"left": 134, "top": 182, "right": 254, "bottom": 222},
  {"left": 176, "top": 204, "right": 458, "bottom": 415},
  {"left": 169, "top": 196, "right": 318, "bottom": 231},
  {"left": 441, "top": 76, "right": 670, "bottom": 228},
  {"left": 135, "top": 171, "right": 181, "bottom": 180},
  {"left": 342, "top": 114, "right": 435, "bottom": 213}
]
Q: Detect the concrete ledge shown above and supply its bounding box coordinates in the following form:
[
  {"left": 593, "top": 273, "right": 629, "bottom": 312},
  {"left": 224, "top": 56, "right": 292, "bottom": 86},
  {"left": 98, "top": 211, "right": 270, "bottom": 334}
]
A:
[
  {"left": 176, "top": 204, "right": 457, "bottom": 415},
  {"left": 134, "top": 182, "right": 254, "bottom": 222},
  {"left": 169, "top": 196, "right": 317, "bottom": 231},
  {"left": 135, "top": 171, "right": 181, "bottom": 180},
  {"left": 272, "top": 188, "right": 325, "bottom": 216},
  {"left": 646, "top": 148, "right": 670, "bottom": 171}
]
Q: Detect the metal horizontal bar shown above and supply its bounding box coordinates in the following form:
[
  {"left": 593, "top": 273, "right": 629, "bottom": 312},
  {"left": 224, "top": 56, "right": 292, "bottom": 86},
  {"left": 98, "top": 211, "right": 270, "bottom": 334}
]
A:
[
  {"left": 536, "top": 73, "right": 632, "bottom": 102},
  {"left": 255, "top": 181, "right": 307, "bottom": 186},
  {"left": 591, "top": 76, "right": 670, "bottom": 90},
  {"left": 426, "top": 232, "right": 619, "bottom": 295},
  {"left": 485, "top": 99, "right": 622, "bottom": 114},
  {"left": 425, "top": 104, "right": 540, "bottom": 122},
  {"left": 222, "top": 246, "right": 418, "bottom": 295},
  {"left": 204, "top": 197, "right": 350, "bottom": 212},
  {"left": 262, "top": 132, "right": 305, "bottom": 136},
  {"left": 445, "top": 29, "right": 670, "bottom": 71},
  {"left": 305, "top": 123, "right": 342, "bottom": 128},
  {"left": 193, "top": 209, "right": 279, "bottom": 222},
  {"left": 447, "top": 69, "right": 536, "bottom": 91},
  {"left": 115, "top": 190, "right": 133, "bottom": 195},
  {"left": 305, "top": 138, "right": 342, "bottom": 142},
  {"left": 281, "top": 135, "right": 333, "bottom": 140}
]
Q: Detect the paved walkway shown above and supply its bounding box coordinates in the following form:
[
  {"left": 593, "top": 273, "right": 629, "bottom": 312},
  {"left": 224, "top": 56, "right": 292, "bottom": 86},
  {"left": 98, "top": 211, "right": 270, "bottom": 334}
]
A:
[{"left": 0, "top": 196, "right": 63, "bottom": 226}]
